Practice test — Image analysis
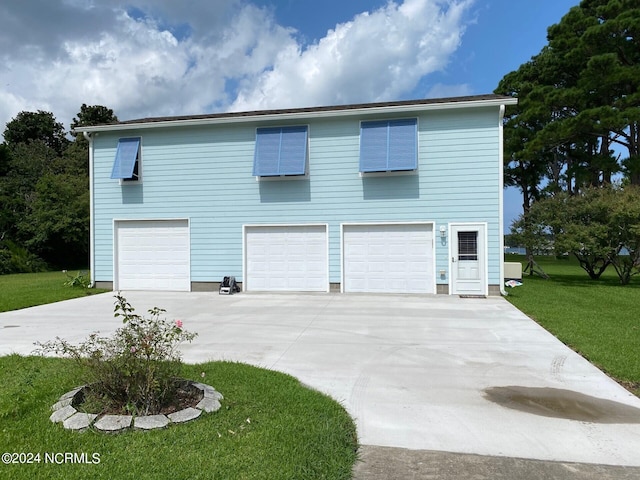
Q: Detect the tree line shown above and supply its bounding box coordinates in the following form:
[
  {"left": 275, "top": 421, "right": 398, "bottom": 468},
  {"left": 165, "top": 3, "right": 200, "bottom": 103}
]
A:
[
  {"left": 496, "top": 0, "right": 640, "bottom": 284},
  {"left": 0, "top": 105, "right": 117, "bottom": 273}
]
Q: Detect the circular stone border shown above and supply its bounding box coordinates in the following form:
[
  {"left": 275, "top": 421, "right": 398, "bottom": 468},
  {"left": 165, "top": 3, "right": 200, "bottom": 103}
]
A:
[{"left": 49, "top": 381, "right": 223, "bottom": 432}]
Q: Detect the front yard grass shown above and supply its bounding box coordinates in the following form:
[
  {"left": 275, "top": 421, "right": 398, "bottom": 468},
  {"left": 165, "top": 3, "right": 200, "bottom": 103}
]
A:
[
  {"left": 504, "top": 254, "right": 640, "bottom": 395},
  {"left": 0, "top": 271, "right": 108, "bottom": 313},
  {"left": 0, "top": 355, "right": 358, "bottom": 480}
]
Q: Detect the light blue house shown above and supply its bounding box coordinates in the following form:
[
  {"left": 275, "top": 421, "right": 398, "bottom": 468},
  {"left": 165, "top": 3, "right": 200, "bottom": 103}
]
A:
[{"left": 76, "top": 95, "right": 517, "bottom": 296}]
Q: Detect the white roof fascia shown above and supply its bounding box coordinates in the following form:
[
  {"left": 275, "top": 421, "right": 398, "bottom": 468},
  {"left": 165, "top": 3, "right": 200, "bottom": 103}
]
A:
[{"left": 75, "top": 97, "right": 518, "bottom": 134}]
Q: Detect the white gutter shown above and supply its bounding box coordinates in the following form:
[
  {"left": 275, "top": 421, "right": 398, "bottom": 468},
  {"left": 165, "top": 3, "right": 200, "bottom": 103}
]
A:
[
  {"left": 498, "top": 104, "right": 508, "bottom": 296},
  {"left": 75, "top": 97, "right": 519, "bottom": 134},
  {"left": 83, "top": 131, "right": 96, "bottom": 288}
]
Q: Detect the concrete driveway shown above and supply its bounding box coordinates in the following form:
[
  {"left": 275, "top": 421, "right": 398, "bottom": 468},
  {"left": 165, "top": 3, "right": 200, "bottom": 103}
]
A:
[{"left": 1, "top": 291, "right": 640, "bottom": 467}]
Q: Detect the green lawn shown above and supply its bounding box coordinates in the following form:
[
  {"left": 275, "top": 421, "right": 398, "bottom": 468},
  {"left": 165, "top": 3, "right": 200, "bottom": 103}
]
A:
[
  {"left": 0, "top": 271, "right": 108, "bottom": 313},
  {"left": 0, "top": 355, "right": 358, "bottom": 479},
  {"left": 504, "top": 254, "right": 640, "bottom": 395}
]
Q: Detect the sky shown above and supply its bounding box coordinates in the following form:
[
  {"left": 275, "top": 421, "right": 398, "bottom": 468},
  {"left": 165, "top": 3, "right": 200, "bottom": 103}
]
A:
[{"left": 0, "top": 0, "right": 582, "bottom": 230}]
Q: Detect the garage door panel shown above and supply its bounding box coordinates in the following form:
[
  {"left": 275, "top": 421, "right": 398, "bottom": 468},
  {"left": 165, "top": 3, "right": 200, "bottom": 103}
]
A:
[
  {"left": 343, "top": 224, "right": 433, "bottom": 294},
  {"left": 246, "top": 225, "right": 328, "bottom": 292},
  {"left": 116, "top": 220, "right": 190, "bottom": 291}
]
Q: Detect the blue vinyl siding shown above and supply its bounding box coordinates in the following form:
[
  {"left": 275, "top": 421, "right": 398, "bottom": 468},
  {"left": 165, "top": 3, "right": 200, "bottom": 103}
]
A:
[{"left": 92, "top": 106, "right": 502, "bottom": 289}]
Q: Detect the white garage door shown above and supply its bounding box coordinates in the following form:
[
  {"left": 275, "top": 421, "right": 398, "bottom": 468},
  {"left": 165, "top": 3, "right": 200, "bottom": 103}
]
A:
[
  {"left": 115, "top": 220, "right": 190, "bottom": 291},
  {"left": 343, "top": 223, "right": 434, "bottom": 293},
  {"left": 245, "top": 225, "right": 328, "bottom": 292}
]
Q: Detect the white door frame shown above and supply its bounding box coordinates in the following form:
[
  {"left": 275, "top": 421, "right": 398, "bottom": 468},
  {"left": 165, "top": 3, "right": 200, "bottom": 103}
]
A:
[{"left": 449, "top": 222, "right": 488, "bottom": 296}]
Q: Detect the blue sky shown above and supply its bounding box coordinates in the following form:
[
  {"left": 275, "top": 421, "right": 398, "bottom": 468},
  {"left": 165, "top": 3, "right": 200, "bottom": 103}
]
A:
[{"left": 0, "top": 0, "right": 581, "bottom": 230}]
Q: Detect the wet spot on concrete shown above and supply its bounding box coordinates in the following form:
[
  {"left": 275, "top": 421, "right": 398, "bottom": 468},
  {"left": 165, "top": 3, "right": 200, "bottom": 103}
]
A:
[{"left": 483, "top": 386, "right": 640, "bottom": 423}]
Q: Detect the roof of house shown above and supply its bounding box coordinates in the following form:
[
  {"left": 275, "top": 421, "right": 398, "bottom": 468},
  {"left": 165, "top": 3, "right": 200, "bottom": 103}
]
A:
[{"left": 75, "top": 94, "right": 517, "bottom": 133}]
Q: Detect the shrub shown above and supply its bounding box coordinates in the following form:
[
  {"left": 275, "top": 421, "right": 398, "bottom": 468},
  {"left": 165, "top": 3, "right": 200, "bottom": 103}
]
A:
[
  {"left": 35, "top": 293, "right": 197, "bottom": 415},
  {"left": 63, "top": 270, "right": 91, "bottom": 288},
  {"left": 0, "top": 240, "right": 47, "bottom": 274}
]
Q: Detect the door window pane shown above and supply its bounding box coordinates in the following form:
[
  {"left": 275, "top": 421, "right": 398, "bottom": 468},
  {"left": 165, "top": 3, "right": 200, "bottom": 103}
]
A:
[{"left": 458, "top": 231, "right": 478, "bottom": 261}]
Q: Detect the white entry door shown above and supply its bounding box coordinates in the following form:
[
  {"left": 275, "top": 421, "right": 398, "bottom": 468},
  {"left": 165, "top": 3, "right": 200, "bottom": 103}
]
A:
[{"left": 450, "top": 224, "right": 487, "bottom": 296}]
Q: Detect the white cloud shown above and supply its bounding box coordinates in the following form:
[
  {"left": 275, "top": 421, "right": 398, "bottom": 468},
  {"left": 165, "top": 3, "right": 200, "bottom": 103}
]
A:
[
  {"left": 0, "top": 0, "right": 473, "bottom": 137},
  {"left": 230, "top": 0, "right": 473, "bottom": 111}
]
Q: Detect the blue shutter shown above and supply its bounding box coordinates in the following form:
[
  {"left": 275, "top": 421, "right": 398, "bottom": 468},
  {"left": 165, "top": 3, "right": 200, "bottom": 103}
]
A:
[
  {"left": 360, "top": 119, "right": 417, "bottom": 172},
  {"left": 388, "top": 119, "right": 417, "bottom": 171},
  {"left": 111, "top": 137, "right": 140, "bottom": 179},
  {"left": 278, "top": 126, "right": 307, "bottom": 175},
  {"left": 253, "top": 128, "right": 282, "bottom": 176},
  {"left": 253, "top": 126, "right": 307, "bottom": 176},
  {"left": 360, "top": 121, "right": 389, "bottom": 173}
]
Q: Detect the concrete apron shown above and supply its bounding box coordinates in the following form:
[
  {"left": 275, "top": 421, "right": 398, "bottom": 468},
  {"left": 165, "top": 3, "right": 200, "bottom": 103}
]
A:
[{"left": 1, "top": 291, "right": 639, "bottom": 466}]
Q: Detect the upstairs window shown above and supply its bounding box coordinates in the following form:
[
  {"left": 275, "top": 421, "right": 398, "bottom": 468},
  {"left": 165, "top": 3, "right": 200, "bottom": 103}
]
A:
[
  {"left": 360, "top": 119, "right": 417, "bottom": 173},
  {"left": 110, "top": 137, "right": 141, "bottom": 182},
  {"left": 253, "top": 126, "right": 308, "bottom": 177}
]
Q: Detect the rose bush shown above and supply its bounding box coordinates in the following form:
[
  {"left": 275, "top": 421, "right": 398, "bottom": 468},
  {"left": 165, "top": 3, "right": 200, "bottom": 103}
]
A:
[{"left": 36, "top": 293, "right": 197, "bottom": 415}]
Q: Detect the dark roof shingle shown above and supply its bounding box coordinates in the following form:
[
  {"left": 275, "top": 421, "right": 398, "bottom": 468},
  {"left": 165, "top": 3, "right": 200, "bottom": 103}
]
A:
[{"left": 112, "top": 94, "right": 514, "bottom": 127}]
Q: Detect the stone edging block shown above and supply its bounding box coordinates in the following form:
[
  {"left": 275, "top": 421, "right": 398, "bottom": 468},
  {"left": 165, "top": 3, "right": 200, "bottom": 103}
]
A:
[
  {"left": 134, "top": 415, "right": 170, "bottom": 430},
  {"left": 196, "top": 397, "right": 222, "bottom": 413},
  {"left": 94, "top": 414, "right": 133, "bottom": 432},
  {"left": 63, "top": 413, "right": 97, "bottom": 431},
  {"left": 49, "top": 380, "right": 222, "bottom": 432},
  {"left": 50, "top": 405, "right": 77, "bottom": 423},
  {"left": 167, "top": 407, "right": 201, "bottom": 423}
]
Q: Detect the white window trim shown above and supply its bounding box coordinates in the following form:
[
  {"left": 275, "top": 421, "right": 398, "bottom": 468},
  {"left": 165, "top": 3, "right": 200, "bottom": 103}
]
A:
[{"left": 359, "top": 169, "right": 418, "bottom": 178}]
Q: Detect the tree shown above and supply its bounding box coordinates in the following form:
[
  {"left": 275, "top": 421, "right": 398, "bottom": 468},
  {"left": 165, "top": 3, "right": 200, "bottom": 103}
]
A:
[
  {"left": 497, "top": 0, "right": 640, "bottom": 280},
  {"left": 524, "top": 185, "right": 640, "bottom": 284},
  {"left": 0, "top": 105, "right": 117, "bottom": 271},
  {"left": 529, "top": 189, "right": 612, "bottom": 279},
  {"left": 1, "top": 140, "right": 59, "bottom": 245},
  {"left": 497, "top": 0, "right": 640, "bottom": 191},
  {"left": 607, "top": 186, "right": 640, "bottom": 284},
  {"left": 3, "top": 110, "right": 69, "bottom": 155},
  {"left": 70, "top": 104, "right": 118, "bottom": 132},
  {"left": 524, "top": 0, "right": 640, "bottom": 187},
  {"left": 0, "top": 143, "right": 12, "bottom": 241},
  {"left": 68, "top": 104, "right": 119, "bottom": 174},
  {"left": 0, "top": 143, "right": 10, "bottom": 177},
  {"left": 21, "top": 173, "right": 89, "bottom": 268}
]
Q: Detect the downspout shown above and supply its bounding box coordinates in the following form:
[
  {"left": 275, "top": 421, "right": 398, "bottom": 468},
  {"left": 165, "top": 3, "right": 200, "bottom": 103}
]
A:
[
  {"left": 498, "top": 104, "right": 508, "bottom": 296},
  {"left": 83, "top": 131, "right": 96, "bottom": 288}
]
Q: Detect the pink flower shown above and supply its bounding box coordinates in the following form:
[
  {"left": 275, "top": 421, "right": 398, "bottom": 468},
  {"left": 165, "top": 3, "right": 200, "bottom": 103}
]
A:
[
  {"left": 130, "top": 346, "right": 136, "bottom": 353},
  {"left": 175, "top": 320, "right": 183, "bottom": 329}
]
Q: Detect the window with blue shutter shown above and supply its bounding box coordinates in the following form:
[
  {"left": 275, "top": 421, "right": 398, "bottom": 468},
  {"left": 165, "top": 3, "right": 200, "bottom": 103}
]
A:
[
  {"left": 360, "top": 119, "right": 417, "bottom": 173},
  {"left": 111, "top": 137, "right": 141, "bottom": 180},
  {"left": 253, "top": 126, "right": 308, "bottom": 176}
]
